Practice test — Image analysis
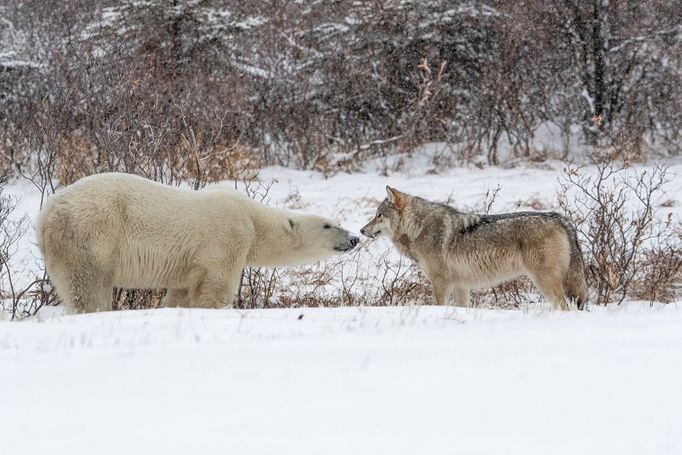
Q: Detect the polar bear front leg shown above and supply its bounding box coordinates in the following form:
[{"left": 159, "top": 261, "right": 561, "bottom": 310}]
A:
[
  {"left": 189, "top": 268, "right": 243, "bottom": 309},
  {"left": 161, "top": 289, "right": 190, "bottom": 307}
]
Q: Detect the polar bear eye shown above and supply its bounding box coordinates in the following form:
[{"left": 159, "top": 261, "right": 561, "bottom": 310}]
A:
[{"left": 323, "top": 224, "right": 331, "bottom": 229}]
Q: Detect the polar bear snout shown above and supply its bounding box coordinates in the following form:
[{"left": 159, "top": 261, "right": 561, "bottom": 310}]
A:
[
  {"left": 332, "top": 231, "right": 360, "bottom": 252},
  {"left": 339, "top": 235, "right": 360, "bottom": 251}
]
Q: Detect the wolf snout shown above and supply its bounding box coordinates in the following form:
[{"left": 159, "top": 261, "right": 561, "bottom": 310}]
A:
[
  {"left": 350, "top": 235, "right": 359, "bottom": 247},
  {"left": 360, "top": 227, "right": 376, "bottom": 238}
]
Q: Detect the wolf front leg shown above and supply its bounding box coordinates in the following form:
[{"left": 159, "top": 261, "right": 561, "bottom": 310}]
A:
[{"left": 429, "top": 275, "right": 453, "bottom": 306}]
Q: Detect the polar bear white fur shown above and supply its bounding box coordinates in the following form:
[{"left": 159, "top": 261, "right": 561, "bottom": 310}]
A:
[{"left": 36, "top": 172, "right": 359, "bottom": 313}]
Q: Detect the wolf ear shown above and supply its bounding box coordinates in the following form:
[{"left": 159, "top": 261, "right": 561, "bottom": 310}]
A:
[
  {"left": 288, "top": 219, "right": 296, "bottom": 230},
  {"left": 386, "top": 186, "right": 407, "bottom": 211}
]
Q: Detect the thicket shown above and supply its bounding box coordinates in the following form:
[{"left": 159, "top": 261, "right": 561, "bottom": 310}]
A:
[
  {"left": 2, "top": 0, "right": 681, "bottom": 175},
  {"left": 0, "top": 1, "right": 680, "bottom": 313}
]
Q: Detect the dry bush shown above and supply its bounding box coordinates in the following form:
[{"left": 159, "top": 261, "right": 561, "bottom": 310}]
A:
[
  {"left": 515, "top": 196, "right": 552, "bottom": 211},
  {"left": 472, "top": 277, "right": 537, "bottom": 310},
  {"left": 0, "top": 171, "right": 25, "bottom": 316},
  {"left": 113, "top": 289, "right": 165, "bottom": 311},
  {"left": 559, "top": 160, "right": 679, "bottom": 305},
  {"left": 231, "top": 237, "right": 432, "bottom": 310},
  {"left": 236, "top": 267, "right": 280, "bottom": 309},
  {"left": 56, "top": 135, "right": 98, "bottom": 186},
  {"left": 229, "top": 171, "right": 281, "bottom": 309},
  {"left": 0, "top": 170, "right": 56, "bottom": 319},
  {"left": 273, "top": 250, "right": 430, "bottom": 309},
  {"left": 631, "top": 239, "right": 682, "bottom": 303},
  {"left": 2, "top": 0, "right": 682, "bottom": 178}
]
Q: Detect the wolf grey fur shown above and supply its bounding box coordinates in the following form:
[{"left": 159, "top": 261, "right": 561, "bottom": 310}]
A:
[{"left": 361, "top": 187, "right": 588, "bottom": 310}]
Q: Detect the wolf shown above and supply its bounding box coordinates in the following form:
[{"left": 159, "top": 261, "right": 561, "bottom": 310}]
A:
[
  {"left": 37, "top": 172, "right": 359, "bottom": 313},
  {"left": 360, "top": 187, "right": 588, "bottom": 310}
]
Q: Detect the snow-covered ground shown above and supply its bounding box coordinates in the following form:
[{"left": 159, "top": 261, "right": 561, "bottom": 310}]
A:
[
  {"left": 2, "top": 153, "right": 681, "bottom": 454},
  {"left": 2, "top": 304, "right": 682, "bottom": 454}
]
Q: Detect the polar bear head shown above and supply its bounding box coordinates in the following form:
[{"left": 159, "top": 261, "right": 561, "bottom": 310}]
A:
[{"left": 287, "top": 214, "right": 360, "bottom": 263}]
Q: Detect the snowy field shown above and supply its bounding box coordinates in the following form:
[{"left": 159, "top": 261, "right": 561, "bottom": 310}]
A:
[
  {"left": 2, "top": 153, "right": 682, "bottom": 454},
  {"left": 2, "top": 304, "right": 682, "bottom": 454}
]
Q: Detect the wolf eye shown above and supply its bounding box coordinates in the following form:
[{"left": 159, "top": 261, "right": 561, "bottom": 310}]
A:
[
  {"left": 323, "top": 224, "right": 331, "bottom": 229},
  {"left": 376, "top": 213, "right": 382, "bottom": 218}
]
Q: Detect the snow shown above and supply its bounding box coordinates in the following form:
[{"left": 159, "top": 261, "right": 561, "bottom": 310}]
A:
[
  {"left": 0, "top": 51, "right": 43, "bottom": 70},
  {"left": 2, "top": 155, "right": 681, "bottom": 453},
  {"left": 2, "top": 303, "right": 682, "bottom": 454}
]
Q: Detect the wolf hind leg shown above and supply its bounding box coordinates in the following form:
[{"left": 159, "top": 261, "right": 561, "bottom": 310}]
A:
[
  {"left": 564, "top": 279, "right": 587, "bottom": 310},
  {"left": 563, "top": 263, "right": 588, "bottom": 310},
  {"left": 529, "top": 271, "right": 568, "bottom": 311}
]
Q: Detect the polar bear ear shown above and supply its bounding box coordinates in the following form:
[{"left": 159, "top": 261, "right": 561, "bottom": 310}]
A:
[{"left": 288, "top": 219, "right": 296, "bottom": 230}]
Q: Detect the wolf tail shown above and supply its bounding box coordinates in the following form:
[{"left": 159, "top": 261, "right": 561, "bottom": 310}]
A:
[{"left": 560, "top": 220, "right": 589, "bottom": 310}]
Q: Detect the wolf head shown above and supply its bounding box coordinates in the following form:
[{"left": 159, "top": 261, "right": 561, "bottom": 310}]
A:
[{"left": 360, "top": 186, "right": 407, "bottom": 239}]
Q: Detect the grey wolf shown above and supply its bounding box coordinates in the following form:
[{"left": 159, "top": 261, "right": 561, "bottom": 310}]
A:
[
  {"left": 360, "top": 186, "right": 588, "bottom": 310},
  {"left": 37, "top": 172, "right": 359, "bottom": 313}
]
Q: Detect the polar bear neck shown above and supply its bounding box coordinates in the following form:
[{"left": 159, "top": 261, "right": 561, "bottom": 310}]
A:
[{"left": 244, "top": 205, "right": 321, "bottom": 268}]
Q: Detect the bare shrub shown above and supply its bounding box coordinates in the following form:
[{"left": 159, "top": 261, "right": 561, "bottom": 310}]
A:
[
  {"left": 515, "top": 196, "right": 552, "bottom": 211},
  {"left": 113, "top": 289, "right": 165, "bottom": 311},
  {"left": 237, "top": 268, "right": 280, "bottom": 309},
  {"left": 1, "top": 172, "right": 26, "bottom": 317},
  {"left": 472, "top": 277, "right": 537, "bottom": 310},
  {"left": 374, "top": 253, "right": 429, "bottom": 306},
  {"left": 0, "top": 171, "right": 56, "bottom": 319},
  {"left": 272, "top": 248, "right": 430, "bottom": 309},
  {"left": 231, "top": 171, "right": 280, "bottom": 309},
  {"left": 559, "top": 160, "right": 678, "bottom": 305},
  {"left": 3, "top": 0, "right": 682, "bottom": 177},
  {"left": 631, "top": 239, "right": 682, "bottom": 304}
]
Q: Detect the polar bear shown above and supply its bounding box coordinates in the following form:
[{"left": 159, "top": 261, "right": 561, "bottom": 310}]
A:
[{"left": 36, "top": 172, "right": 359, "bottom": 313}]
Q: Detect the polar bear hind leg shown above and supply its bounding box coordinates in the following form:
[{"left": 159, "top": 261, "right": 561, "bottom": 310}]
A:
[{"left": 50, "top": 249, "right": 114, "bottom": 313}]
